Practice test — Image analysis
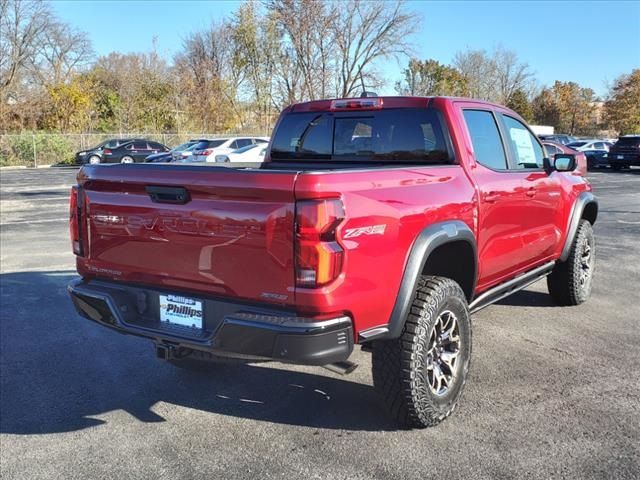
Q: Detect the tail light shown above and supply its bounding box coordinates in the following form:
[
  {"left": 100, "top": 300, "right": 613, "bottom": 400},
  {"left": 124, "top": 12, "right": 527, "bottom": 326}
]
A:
[
  {"left": 103, "top": 149, "right": 112, "bottom": 155},
  {"left": 201, "top": 149, "right": 213, "bottom": 156},
  {"left": 69, "top": 186, "right": 84, "bottom": 256},
  {"left": 295, "top": 198, "right": 345, "bottom": 288}
]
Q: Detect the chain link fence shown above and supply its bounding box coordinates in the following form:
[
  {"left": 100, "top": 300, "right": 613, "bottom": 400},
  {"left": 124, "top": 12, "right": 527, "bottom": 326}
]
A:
[{"left": 0, "top": 132, "right": 265, "bottom": 167}]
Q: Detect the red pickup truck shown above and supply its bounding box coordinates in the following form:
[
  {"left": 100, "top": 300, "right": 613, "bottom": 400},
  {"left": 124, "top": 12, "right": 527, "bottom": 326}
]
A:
[{"left": 68, "top": 96, "right": 597, "bottom": 428}]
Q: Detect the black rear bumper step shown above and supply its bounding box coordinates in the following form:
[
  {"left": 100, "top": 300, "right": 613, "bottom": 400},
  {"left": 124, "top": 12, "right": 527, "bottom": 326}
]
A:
[{"left": 68, "top": 279, "right": 353, "bottom": 366}]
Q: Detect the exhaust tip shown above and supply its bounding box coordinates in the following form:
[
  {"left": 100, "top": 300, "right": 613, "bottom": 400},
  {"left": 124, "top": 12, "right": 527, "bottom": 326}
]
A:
[{"left": 323, "top": 360, "right": 358, "bottom": 375}]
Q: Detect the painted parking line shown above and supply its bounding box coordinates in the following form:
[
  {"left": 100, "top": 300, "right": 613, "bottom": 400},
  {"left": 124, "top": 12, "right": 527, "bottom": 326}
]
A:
[{"left": 0, "top": 217, "right": 68, "bottom": 226}]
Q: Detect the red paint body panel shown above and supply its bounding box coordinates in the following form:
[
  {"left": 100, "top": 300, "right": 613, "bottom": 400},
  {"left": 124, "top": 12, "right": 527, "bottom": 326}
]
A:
[
  {"left": 76, "top": 167, "right": 298, "bottom": 304},
  {"left": 73, "top": 96, "right": 591, "bottom": 340}
]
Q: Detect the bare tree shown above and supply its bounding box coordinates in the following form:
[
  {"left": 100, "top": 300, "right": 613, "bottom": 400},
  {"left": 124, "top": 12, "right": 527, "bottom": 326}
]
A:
[
  {"left": 452, "top": 48, "right": 496, "bottom": 100},
  {"left": 453, "top": 45, "right": 534, "bottom": 104},
  {"left": 268, "top": 0, "right": 337, "bottom": 102},
  {"left": 174, "top": 20, "right": 244, "bottom": 131},
  {"left": 332, "top": 0, "right": 418, "bottom": 97},
  {"left": 0, "top": 0, "right": 52, "bottom": 90},
  {"left": 232, "top": 1, "right": 280, "bottom": 130},
  {"left": 492, "top": 45, "right": 534, "bottom": 105},
  {"left": 34, "top": 21, "right": 93, "bottom": 85}
]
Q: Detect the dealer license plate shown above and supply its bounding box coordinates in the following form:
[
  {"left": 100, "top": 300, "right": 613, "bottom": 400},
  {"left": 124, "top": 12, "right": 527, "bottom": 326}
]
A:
[{"left": 159, "top": 294, "right": 203, "bottom": 329}]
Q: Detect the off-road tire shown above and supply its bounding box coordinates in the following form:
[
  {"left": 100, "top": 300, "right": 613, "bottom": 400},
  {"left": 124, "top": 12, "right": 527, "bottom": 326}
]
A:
[
  {"left": 372, "top": 276, "right": 472, "bottom": 428},
  {"left": 547, "top": 219, "right": 595, "bottom": 306}
]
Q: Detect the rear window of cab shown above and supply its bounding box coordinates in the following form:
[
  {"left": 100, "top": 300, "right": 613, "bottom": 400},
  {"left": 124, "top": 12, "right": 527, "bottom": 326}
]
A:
[
  {"left": 270, "top": 108, "right": 454, "bottom": 164},
  {"left": 615, "top": 137, "right": 640, "bottom": 147}
]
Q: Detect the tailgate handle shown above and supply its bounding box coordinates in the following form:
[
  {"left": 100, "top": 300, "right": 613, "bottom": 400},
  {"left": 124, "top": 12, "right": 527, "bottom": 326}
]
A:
[{"left": 145, "top": 186, "right": 191, "bottom": 204}]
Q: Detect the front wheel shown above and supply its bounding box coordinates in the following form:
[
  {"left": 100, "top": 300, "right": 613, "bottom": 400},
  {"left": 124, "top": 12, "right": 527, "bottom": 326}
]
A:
[
  {"left": 372, "top": 276, "right": 471, "bottom": 428},
  {"left": 547, "top": 219, "right": 595, "bottom": 305},
  {"left": 88, "top": 155, "right": 101, "bottom": 164}
]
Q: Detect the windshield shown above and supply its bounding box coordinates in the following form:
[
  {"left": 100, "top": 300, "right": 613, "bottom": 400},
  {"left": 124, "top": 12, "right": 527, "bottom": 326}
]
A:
[
  {"left": 567, "top": 141, "right": 587, "bottom": 148},
  {"left": 271, "top": 108, "right": 453, "bottom": 163},
  {"left": 193, "top": 140, "right": 226, "bottom": 150}
]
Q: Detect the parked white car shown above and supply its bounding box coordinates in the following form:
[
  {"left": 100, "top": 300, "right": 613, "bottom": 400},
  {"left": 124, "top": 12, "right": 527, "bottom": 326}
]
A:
[
  {"left": 566, "top": 140, "right": 612, "bottom": 152},
  {"left": 191, "top": 137, "right": 269, "bottom": 162},
  {"left": 215, "top": 144, "right": 267, "bottom": 163}
]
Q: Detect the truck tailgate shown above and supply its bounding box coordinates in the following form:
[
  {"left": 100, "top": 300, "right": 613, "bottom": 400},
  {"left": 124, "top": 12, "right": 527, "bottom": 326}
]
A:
[{"left": 77, "top": 165, "right": 297, "bottom": 305}]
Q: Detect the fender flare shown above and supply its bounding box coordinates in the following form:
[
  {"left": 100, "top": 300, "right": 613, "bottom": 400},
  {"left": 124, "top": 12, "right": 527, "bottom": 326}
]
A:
[
  {"left": 359, "top": 220, "right": 477, "bottom": 342},
  {"left": 560, "top": 192, "right": 598, "bottom": 262}
]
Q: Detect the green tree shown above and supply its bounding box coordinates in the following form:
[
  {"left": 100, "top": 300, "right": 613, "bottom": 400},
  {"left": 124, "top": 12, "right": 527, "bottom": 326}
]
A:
[
  {"left": 532, "top": 87, "right": 560, "bottom": 127},
  {"left": 395, "top": 59, "right": 468, "bottom": 96},
  {"left": 605, "top": 69, "right": 640, "bottom": 134},
  {"left": 506, "top": 88, "right": 533, "bottom": 122}
]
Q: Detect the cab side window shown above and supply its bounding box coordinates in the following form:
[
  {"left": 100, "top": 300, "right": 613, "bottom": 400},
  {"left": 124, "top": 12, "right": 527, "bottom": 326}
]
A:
[
  {"left": 236, "top": 138, "right": 253, "bottom": 148},
  {"left": 463, "top": 110, "right": 508, "bottom": 170},
  {"left": 502, "top": 116, "right": 544, "bottom": 169}
]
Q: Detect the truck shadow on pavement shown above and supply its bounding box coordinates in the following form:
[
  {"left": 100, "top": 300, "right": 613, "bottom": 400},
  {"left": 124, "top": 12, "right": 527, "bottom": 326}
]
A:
[
  {"left": 495, "top": 289, "right": 556, "bottom": 308},
  {"left": 0, "top": 271, "right": 396, "bottom": 434}
]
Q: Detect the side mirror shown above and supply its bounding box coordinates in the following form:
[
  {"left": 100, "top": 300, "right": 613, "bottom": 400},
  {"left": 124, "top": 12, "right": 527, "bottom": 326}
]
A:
[{"left": 553, "top": 154, "right": 576, "bottom": 172}]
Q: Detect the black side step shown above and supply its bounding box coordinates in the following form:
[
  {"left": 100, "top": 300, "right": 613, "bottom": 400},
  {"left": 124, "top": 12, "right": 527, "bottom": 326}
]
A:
[{"left": 469, "top": 261, "right": 555, "bottom": 314}]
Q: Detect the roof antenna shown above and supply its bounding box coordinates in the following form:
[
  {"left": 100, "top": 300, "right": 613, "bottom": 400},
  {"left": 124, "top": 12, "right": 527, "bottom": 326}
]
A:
[{"left": 358, "top": 64, "right": 377, "bottom": 98}]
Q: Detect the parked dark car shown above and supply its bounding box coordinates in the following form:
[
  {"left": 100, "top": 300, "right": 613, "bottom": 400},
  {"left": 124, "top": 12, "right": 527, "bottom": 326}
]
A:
[
  {"left": 538, "top": 134, "right": 578, "bottom": 145},
  {"left": 608, "top": 135, "right": 640, "bottom": 170},
  {"left": 101, "top": 140, "right": 169, "bottom": 164},
  {"left": 146, "top": 140, "right": 202, "bottom": 163},
  {"left": 75, "top": 138, "right": 144, "bottom": 165}
]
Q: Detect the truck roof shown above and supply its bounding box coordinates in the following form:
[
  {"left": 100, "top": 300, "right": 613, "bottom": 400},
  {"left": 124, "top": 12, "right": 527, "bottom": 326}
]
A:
[{"left": 285, "top": 96, "right": 506, "bottom": 113}]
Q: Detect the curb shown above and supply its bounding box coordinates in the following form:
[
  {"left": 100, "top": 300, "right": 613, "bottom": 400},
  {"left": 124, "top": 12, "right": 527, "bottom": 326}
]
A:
[{"left": 1, "top": 164, "right": 79, "bottom": 170}]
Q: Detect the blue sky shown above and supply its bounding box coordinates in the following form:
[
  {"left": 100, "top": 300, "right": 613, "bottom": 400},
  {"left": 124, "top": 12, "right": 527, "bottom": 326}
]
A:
[{"left": 52, "top": 0, "right": 640, "bottom": 98}]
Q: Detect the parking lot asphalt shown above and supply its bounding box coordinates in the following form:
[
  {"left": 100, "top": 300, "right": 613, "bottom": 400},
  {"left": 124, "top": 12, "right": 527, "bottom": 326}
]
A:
[{"left": 1, "top": 166, "right": 639, "bottom": 480}]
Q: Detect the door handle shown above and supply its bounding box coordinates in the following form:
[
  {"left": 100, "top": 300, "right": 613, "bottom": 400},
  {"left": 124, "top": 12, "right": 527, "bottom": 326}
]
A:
[
  {"left": 526, "top": 188, "right": 537, "bottom": 198},
  {"left": 483, "top": 192, "right": 500, "bottom": 203}
]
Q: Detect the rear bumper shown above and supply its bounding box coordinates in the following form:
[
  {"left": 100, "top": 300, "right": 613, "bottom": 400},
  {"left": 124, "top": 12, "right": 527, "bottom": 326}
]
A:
[
  {"left": 67, "top": 278, "right": 353, "bottom": 366},
  {"left": 608, "top": 153, "right": 640, "bottom": 165}
]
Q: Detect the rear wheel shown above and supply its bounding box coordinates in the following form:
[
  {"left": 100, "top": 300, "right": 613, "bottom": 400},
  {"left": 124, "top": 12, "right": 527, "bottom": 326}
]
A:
[
  {"left": 372, "top": 276, "right": 471, "bottom": 428},
  {"left": 547, "top": 219, "right": 595, "bottom": 306},
  {"left": 121, "top": 155, "right": 134, "bottom": 164}
]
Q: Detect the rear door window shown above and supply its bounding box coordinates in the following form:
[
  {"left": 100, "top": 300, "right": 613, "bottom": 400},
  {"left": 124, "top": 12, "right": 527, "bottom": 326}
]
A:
[
  {"left": 463, "top": 110, "right": 508, "bottom": 170},
  {"left": 235, "top": 138, "right": 253, "bottom": 148},
  {"left": 501, "top": 115, "right": 544, "bottom": 169},
  {"left": 270, "top": 108, "right": 453, "bottom": 164}
]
